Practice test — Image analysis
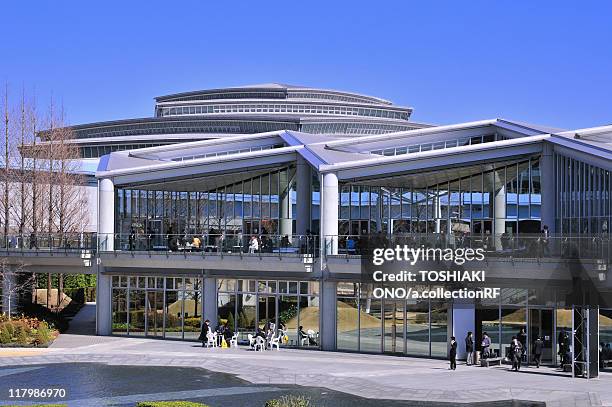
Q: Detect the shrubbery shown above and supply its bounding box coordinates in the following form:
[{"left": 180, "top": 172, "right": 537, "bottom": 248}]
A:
[
  {"left": 0, "top": 316, "right": 58, "bottom": 346},
  {"left": 265, "top": 395, "right": 312, "bottom": 407}
]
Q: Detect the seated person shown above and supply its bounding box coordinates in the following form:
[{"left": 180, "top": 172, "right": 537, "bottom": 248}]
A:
[
  {"left": 169, "top": 237, "right": 179, "bottom": 252},
  {"left": 223, "top": 322, "right": 233, "bottom": 341},
  {"left": 346, "top": 236, "right": 356, "bottom": 253},
  {"left": 192, "top": 236, "right": 201, "bottom": 250},
  {"left": 298, "top": 325, "right": 317, "bottom": 345},
  {"left": 255, "top": 327, "right": 266, "bottom": 339}
]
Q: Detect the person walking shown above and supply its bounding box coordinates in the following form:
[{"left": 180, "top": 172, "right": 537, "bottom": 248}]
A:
[
  {"left": 198, "top": 319, "right": 211, "bottom": 347},
  {"left": 449, "top": 336, "right": 457, "bottom": 370},
  {"left": 465, "top": 331, "right": 474, "bottom": 366},
  {"left": 533, "top": 336, "right": 544, "bottom": 368},
  {"left": 510, "top": 336, "right": 523, "bottom": 371}
]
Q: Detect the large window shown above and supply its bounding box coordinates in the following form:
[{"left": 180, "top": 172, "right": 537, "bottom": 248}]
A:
[
  {"left": 115, "top": 167, "right": 298, "bottom": 248},
  {"left": 557, "top": 154, "right": 611, "bottom": 235},
  {"left": 111, "top": 275, "right": 203, "bottom": 340},
  {"left": 344, "top": 157, "right": 544, "bottom": 239},
  {"left": 217, "top": 278, "right": 319, "bottom": 348}
]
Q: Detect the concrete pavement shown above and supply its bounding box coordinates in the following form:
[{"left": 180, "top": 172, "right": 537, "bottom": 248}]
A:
[{"left": 0, "top": 334, "right": 609, "bottom": 406}]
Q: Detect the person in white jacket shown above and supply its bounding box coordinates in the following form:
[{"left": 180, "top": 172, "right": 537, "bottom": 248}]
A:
[{"left": 248, "top": 235, "right": 259, "bottom": 253}]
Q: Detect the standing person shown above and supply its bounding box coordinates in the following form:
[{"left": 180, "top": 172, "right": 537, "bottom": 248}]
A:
[
  {"left": 198, "top": 319, "right": 211, "bottom": 348},
  {"left": 533, "top": 336, "right": 544, "bottom": 368},
  {"left": 449, "top": 336, "right": 457, "bottom": 370},
  {"left": 465, "top": 331, "right": 474, "bottom": 366},
  {"left": 541, "top": 225, "right": 550, "bottom": 256},
  {"left": 510, "top": 336, "right": 523, "bottom": 371},
  {"left": 129, "top": 228, "right": 136, "bottom": 251},
  {"left": 481, "top": 332, "right": 491, "bottom": 359},
  {"left": 223, "top": 321, "right": 233, "bottom": 342},
  {"left": 517, "top": 328, "right": 527, "bottom": 362},
  {"left": 248, "top": 235, "right": 259, "bottom": 253}
]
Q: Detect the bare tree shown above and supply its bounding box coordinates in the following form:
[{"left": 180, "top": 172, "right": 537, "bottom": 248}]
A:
[
  {"left": 1, "top": 84, "right": 10, "bottom": 245},
  {"left": 0, "top": 258, "right": 34, "bottom": 319},
  {"left": 0, "top": 86, "right": 89, "bottom": 312}
]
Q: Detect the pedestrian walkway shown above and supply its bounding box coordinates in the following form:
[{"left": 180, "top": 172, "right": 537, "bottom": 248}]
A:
[
  {"left": 2, "top": 334, "right": 611, "bottom": 406},
  {"left": 64, "top": 302, "right": 97, "bottom": 335}
]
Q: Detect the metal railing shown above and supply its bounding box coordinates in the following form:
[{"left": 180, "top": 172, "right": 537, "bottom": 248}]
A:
[
  {"left": 97, "top": 233, "right": 319, "bottom": 258},
  {"left": 0, "top": 233, "right": 97, "bottom": 254},
  {"left": 325, "top": 233, "right": 612, "bottom": 263},
  {"left": 2, "top": 232, "right": 610, "bottom": 265}
]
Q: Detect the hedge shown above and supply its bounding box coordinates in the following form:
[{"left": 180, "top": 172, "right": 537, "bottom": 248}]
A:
[
  {"left": 136, "top": 402, "right": 209, "bottom": 407},
  {"left": 265, "top": 395, "right": 312, "bottom": 407}
]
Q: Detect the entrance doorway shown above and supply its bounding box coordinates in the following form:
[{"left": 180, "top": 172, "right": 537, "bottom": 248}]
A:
[
  {"left": 383, "top": 300, "right": 405, "bottom": 354},
  {"left": 528, "top": 308, "right": 554, "bottom": 365}
]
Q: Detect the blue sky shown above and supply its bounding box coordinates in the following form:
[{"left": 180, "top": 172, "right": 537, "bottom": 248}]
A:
[{"left": 1, "top": 1, "right": 611, "bottom": 130}]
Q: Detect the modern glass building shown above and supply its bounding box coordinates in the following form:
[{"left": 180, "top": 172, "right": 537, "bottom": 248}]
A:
[
  {"left": 25, "top": 84, "right": 429, "bottom": 160},
  {"left": 93, "top": 118, "right": 612, "bottom": 377}
]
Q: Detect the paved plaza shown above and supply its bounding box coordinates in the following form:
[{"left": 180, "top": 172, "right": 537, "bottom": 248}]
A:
[{"left": 0, "top": 331, "right": 609, "bottom": 407}]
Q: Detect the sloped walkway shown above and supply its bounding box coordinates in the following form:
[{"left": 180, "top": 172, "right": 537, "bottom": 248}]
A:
[{"left": 50, "top": 302, "right": 105, "bottom": 349}]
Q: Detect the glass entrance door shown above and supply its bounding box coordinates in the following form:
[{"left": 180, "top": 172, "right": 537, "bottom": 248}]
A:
[
  {"left": 146, "top": 291, "right": 164, "bottom": 338},
  {"left": 529, "top": 308, "right": 554, "bottom": 365},
  {"left": 383, "top": 300, "right": 405, "bottom": 354}
]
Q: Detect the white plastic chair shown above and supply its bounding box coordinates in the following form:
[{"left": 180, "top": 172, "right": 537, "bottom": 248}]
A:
[
  {"left": 206, "top": 332, "right": 217, "bottom": 348},
  {"left": 230, "top": 333, "right": 239, "bottom": 348},
  {"left": 248, "top": 334, "right": 255, "bottom": 349},
  {"left": 254, "top": 336, "right": 266, "bottom": 352},
  {"left": 269, "top": 333, "right": 282, "bottom": 351}
]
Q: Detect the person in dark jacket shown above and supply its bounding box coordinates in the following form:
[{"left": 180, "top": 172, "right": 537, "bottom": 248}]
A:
[
  {"left": 481, "top": 332, "right": 491, "bottom": 359},
  {"left": 533, "top": 336, "right": 544, "bottom": 368},
  {"left": 517, "top": 327, "right": 527, "bottom": 362},
  {"left": 198, "top": 319, "right": 211, "bottom": 347},
  {"left": 449, "top": 336, "right": 457, "bottom": 370},
  {"left": 128, "top": 228, "right": 136, "bottom": 251},
  {"left": 510, "top": 336, "right": 523, "bottom": 371},
  {"left": 223, "top": 321, "right": 233, "bottom": 342},
  {"left": 465, "top": 331, "right": 474, "bottom": 366}
]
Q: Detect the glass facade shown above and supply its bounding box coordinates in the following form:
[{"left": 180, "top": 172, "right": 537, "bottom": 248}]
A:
[
  {"left": 66, "top": 119, "right": 300, "bottom": 140},
  {"left": 217, "top": 279, "right": 319, "bottom": 347},
  {"left": 114, "top": 166, "right": 317, "bottom": 248},
  {"left": 111, "top": 275, "right": 202, "bottom": 339},
  {"left": 556, "top": 153, "right": 611, "bottom": 234},
  {"left": 338, "top": 157, "right": 542, "bottom": 250},
  {"left": 336, "top": 283, "right": 448, "bottom": 357},
  {"left": 157, "top": 102, "right": 409, "bottom": 121},
  {"left": 369, "top": 134, "right": 507, "bottom": 157}
]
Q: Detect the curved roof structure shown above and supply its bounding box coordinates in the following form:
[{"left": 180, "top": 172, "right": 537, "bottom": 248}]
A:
[{"left": 31, "top": 84, "right": 431, "bottom": 159}]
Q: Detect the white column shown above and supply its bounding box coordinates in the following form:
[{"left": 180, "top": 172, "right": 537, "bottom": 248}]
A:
[
  {"left": 319, "top": 280, "right": 337, "bottom": 351},
  {"left": 494, "top": 186, "right": 506, "bottom": 250},
  {"left": 540, "top": 142, "right": 555, "bottom": 233},
  {"left": 95, "top": 268, "right": 112, "bottom": 335},
  {"left": 203, "top": 277, "right": 217, "bottom": 329},
  {"left": 452, "top": 301, "right": 475, "bottom": 360},
  {"left": 280, "top": 186, "right": 293, "bottom": 239},
  {"left": 296, "top": 156, "right": 311, "bottom": 236},
  {"left": 434, "top": 195, "right": 441, "bottom": 233},
  {"left": 321, "top": 172, "right": 339, "bottom": 255},
  {"left": 98, "top": 178, "right": 115, "bottom": 251}
]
